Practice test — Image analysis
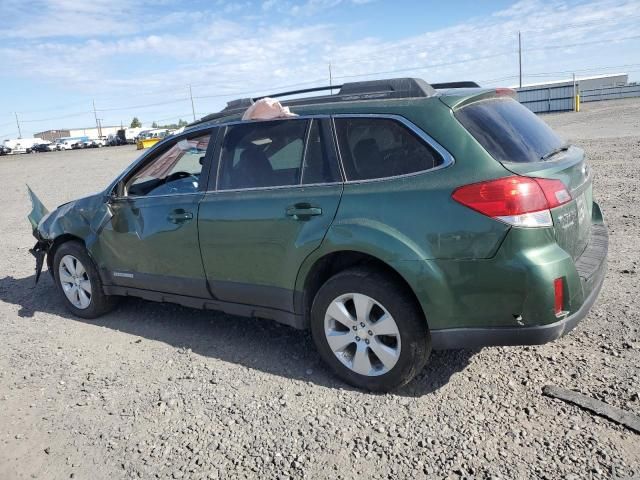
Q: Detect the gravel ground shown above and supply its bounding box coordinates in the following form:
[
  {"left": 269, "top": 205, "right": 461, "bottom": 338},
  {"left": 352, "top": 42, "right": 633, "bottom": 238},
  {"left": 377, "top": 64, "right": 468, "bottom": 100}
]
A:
[{"left": 1, "top": 99, "right": 639, "bottom": 479}]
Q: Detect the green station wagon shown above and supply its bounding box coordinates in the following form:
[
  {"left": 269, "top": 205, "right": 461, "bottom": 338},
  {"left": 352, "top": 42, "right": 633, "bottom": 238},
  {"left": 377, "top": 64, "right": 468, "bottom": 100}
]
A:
[{"left": 28, "top": 78, "right": 608, "bottom": 391}]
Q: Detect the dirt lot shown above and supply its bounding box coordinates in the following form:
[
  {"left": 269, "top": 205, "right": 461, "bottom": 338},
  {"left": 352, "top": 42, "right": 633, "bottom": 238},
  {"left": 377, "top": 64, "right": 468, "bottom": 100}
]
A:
[{"left": 1, "top": 99, "right": 639, "bottom": 479}]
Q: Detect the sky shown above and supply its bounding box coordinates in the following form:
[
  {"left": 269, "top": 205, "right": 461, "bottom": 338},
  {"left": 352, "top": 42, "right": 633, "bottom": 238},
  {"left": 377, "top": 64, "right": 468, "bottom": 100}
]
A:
[{"left": 0, "top": 0, "right": 639, "bottom": 139}]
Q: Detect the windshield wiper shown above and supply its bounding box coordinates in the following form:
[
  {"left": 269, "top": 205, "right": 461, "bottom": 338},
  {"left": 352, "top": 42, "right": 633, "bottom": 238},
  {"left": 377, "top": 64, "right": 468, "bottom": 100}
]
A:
[{"left": 540, "top": 144, "right": 570, "bottom": 161}]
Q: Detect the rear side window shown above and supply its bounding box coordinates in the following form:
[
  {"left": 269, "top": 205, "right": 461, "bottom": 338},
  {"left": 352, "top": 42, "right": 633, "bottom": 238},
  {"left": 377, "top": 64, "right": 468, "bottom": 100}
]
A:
[
  {"left": 334, "top": 117, "right": 443, "bottom": 181},
  {"left": 455, "top": 97, "right": 566, "bottom": 163}
]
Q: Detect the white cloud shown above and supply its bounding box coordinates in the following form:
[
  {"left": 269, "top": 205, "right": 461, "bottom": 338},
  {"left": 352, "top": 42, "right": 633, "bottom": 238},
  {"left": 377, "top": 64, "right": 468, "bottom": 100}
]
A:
[{"left": 1, "top": 0, "right": 639, "bottom": 131}]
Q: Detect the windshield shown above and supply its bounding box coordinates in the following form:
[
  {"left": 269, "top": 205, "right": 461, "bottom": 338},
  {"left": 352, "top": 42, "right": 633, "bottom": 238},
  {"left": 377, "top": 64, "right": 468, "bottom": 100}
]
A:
[{"left": 455, "top": 97, "right": 567, "bottom": 163}]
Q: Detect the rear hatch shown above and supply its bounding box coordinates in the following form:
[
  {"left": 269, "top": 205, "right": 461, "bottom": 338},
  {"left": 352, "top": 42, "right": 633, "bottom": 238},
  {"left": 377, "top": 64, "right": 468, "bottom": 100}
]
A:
[{"left": 444, "top": 91, "right": 592, "bottom": 260}]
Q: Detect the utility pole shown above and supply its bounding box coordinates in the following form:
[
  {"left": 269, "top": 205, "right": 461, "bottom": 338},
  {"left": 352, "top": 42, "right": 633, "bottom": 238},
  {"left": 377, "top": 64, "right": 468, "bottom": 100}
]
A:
[
  {"left": 92, "top": 100, "right": 102, "bottom": 138},
  {"left": 518, "top": 31, "right": 522, "bottom": 88},
  {"left": 14, "top": 112, "right": 22, "bottom": 138},
  {"left": 189, "top": 85, "right": 196, "bottom": 122},
  {"left": 329, "top": 63, "right": 333, "bottom": 94}
]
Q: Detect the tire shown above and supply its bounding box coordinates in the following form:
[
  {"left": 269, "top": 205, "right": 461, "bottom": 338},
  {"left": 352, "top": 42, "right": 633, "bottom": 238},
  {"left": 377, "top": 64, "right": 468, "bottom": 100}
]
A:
[
  {"left": 310, "top": 267, "right": 431, "bottom": 391},
  {"left": 53, "top": 241, "right": 118, "bottom": 319}
]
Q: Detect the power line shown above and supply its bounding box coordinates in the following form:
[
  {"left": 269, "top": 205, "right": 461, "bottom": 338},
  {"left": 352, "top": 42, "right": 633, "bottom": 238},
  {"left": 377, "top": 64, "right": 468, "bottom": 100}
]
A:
[
  {"left": 95, "top": 97, "right": 190, "bottom": 112},
  {"left": 6, "top": 33, "right": 640, "bottom": 130},
  {"left": 312, "top": 13, "right": 640, "bottom": 69},
  {"left": 20, "top": 111, "right": 93, "bottom": 123},
  {"left": 152, "top": 113, "right": 194, "bottom": 123},
  {"left": 327, "top": 35, "right": 640, "bottom": 84},
  {"left": 331, "top": 51, "right": 514, "bottom": 81}
]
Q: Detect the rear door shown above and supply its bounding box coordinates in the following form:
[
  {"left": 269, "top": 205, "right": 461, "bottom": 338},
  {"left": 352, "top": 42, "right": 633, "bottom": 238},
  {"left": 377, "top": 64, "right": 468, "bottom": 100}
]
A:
[
  {"left": 454, "top": 96, "right": 592, "bottom": 259},
  {"left": 198, "top": 118, "right": 343, "bottom": 312}
]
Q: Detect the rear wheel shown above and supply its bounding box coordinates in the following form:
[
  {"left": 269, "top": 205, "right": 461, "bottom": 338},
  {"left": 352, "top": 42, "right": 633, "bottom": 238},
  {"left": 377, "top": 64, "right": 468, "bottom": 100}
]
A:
[
  {"left": 53, "top": 242, "right": 117, "bottom": 319},
  {"left": 311, "top": 267, "right": 431, "bottom": 391}
]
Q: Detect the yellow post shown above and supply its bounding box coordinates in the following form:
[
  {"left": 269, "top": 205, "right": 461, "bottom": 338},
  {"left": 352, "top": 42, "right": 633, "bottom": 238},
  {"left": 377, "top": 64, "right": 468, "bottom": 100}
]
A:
[{"left": 575, "top": 94, "right": 580, "bottom": 112}]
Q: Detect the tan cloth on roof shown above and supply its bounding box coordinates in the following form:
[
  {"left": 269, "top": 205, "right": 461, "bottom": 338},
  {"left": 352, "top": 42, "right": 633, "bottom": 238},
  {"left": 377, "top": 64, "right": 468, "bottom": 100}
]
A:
[{"left": 241, "top": 97, "right": 298, "bottom": 121}]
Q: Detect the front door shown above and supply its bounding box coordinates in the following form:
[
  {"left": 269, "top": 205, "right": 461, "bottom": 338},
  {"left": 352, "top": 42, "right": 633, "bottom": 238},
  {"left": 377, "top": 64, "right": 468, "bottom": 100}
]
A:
[
  {"left": 198, "top": 118, "right": 343, "bottom": 312},
  {"left": 97, "top": 130, "right": 216, "bottom": 297}
]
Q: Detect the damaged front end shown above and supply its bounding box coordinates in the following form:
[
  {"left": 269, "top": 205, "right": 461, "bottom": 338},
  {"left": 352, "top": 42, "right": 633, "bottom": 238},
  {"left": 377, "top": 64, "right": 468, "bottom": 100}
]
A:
[
  {"left": 26, "top": 186, "right": 113, "bottom": 284},
  {"left": 27, "top": 186, "right": 52, "bottom": 283},
  {"left": 29, "top": 239, "right": 50, "bottom": 283}
]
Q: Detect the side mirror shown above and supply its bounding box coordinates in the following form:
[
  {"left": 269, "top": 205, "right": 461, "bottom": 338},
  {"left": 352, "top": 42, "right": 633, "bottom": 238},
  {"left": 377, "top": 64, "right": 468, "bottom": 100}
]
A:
[{"left": 106, "top": 182, "right": 123, "bottom": 203}]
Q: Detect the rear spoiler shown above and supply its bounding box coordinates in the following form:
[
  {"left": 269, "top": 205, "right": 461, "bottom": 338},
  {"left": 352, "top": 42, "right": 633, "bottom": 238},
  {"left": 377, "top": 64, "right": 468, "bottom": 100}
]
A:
[{"left": 438, "top": 88, "right": 517, "bottom": 111}]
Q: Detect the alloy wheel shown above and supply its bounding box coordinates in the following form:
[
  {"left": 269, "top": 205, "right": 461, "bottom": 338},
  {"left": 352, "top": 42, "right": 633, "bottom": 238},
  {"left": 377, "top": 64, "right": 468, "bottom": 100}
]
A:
[
  {"left": 324, "top": 293, "right": 401, "bottom": 376},
  {"left": 58, "top": 254, "right": 92, "bottom": 309}
]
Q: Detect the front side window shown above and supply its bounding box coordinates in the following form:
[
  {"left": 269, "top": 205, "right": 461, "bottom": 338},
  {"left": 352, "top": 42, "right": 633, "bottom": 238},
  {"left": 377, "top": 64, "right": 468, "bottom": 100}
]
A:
[
  {"left": 218, "top": 120, "right": 308, "bottom": 190},
  {"left": 334, "top": 117, "right": 444, "bottom": 181},
  {"left": 126, "top": 133, "right": 211, "bottom": 196}
]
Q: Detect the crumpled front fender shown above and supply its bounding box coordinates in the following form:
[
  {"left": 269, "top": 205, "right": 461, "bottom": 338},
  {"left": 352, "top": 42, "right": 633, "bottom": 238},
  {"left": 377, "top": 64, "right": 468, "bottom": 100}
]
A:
[
  {"left": 27, "top": 185, "right": 49, "bottom": 232},
  {"left": 26, "top": 187, "right": 112, "bottom": 283}
]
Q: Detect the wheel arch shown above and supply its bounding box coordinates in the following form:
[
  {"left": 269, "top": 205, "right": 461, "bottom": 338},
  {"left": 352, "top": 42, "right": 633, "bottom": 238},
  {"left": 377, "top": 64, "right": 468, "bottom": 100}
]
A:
[
  {"left": 296, "top": 250, "right": 429, "bottom": 329},
  {"left": 46, "top": 234, "right": 85, "bottom": 274}
]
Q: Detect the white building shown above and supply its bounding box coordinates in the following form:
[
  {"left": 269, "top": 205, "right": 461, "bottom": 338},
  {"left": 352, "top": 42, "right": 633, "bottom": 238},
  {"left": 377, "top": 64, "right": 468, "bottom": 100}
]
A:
[{"left": 35, "top": 126, "right": 121, "bottom": 142}]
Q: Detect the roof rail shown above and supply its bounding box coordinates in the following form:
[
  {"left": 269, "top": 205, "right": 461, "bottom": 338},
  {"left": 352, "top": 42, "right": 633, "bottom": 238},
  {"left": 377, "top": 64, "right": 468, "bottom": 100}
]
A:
[
  {"left": 193, "top": 77, "right": 436, "bottom": 125},
  {"left": 191, "top": 78, "right": 480, "bottom": 126}
]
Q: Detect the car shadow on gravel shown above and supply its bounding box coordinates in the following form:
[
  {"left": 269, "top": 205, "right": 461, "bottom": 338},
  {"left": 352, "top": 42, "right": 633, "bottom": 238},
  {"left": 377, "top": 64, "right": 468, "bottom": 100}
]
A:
[{"left": 0, "top": 274, "right": 477, "bottom": 396}]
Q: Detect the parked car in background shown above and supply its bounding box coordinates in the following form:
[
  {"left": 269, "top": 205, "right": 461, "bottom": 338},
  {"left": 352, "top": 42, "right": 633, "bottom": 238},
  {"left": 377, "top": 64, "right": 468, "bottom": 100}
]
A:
[
  {"left": 108, "top": 134, "right": 126, "bottom": 146},
  {"left": 26, "top": 77, "right": 608, "bottom": 391},
  {"left": 4, "top": 137, "right": 44, "bottom": 154},
  {"left": 72, "top": 139, "right": 94, "bottom": 149},
  {"left": 55, "top": 136, "right": 89, "bottom": 150},
  {"left": 117, "top": 127, "right": 144, "bottom": 145},
  {"left": 31, "top": 143, "right": 55, "bottom": 152}
]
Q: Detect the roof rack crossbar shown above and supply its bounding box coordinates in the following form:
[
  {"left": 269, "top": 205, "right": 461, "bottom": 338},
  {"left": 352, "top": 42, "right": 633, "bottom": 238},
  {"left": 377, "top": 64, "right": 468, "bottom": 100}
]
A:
[
  {"left": 255, "top": 85, "right": 343, "bottom": 101},
  {"left": 222, "top": 77, "right": 434, "bottom": 112}
]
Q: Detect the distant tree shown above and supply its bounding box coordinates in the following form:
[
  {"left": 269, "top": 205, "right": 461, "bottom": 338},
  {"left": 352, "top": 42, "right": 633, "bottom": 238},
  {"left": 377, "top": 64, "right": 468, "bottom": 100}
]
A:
[
  {"left": 152, "top": 121, "right": 158, "bottom": 128},
  {"left": 130, "top": 117, "right": 142, "bottom": 128},
  {"left": 152, "top": 119, "right": 189, "bottom": 130}
]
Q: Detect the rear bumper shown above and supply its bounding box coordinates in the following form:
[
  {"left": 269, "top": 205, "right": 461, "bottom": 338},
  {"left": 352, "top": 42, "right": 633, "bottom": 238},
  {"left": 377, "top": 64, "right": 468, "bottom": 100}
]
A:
[
  {"left": 431, "top": 262, "right": 605, "bottom": 349},
  {"left": 431, "top": 210, "right": 608, "bottom": 350}
]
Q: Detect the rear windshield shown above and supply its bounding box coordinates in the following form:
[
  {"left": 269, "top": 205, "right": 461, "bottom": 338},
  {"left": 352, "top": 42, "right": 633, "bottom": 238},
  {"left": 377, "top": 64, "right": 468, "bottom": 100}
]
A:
[{"left": 455, "top": 97, "right": 566, "bottom": 163}]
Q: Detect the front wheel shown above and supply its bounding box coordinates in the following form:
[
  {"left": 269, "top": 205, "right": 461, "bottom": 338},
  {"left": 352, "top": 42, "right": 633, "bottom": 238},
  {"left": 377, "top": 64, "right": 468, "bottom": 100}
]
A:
[
  {"left": 53, "top": 241, "right": 118, "bottom": 319},
  {"left": 310, "top": 267, "right": 431, "bottom": 391}
]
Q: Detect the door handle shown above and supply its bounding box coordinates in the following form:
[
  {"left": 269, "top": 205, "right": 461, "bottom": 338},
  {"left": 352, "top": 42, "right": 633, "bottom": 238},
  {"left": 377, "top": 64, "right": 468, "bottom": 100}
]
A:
[
  {"left": 286, "top": 204, "right": 322, "bottom": 220},
  {"left": 168, "top": 209, "right": 193, "bottom": 224}
]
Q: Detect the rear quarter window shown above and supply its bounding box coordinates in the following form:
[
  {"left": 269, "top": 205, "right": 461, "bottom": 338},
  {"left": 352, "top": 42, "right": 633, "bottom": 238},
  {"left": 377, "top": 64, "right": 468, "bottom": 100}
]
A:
[
  {"left": 454, "top": 97, "right": 566, "bottom": 163},
  {"left": 334, "top": 117, "right": 444, "bottom": 181}
]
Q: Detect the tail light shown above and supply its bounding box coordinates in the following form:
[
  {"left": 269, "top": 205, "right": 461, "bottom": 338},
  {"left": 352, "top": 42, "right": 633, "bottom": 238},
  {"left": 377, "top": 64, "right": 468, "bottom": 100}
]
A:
[{"left": 452, "top": 176, "right": 571, "bottom": 227}]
